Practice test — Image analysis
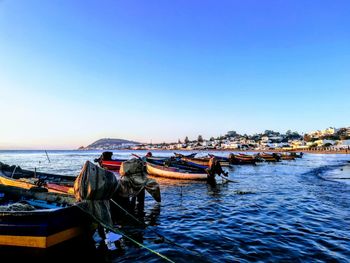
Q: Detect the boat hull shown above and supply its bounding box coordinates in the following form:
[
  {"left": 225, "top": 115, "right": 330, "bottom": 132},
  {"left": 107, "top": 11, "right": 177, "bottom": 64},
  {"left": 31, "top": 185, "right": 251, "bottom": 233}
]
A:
[
  {"left": 0, "top": 163, "right": 75, "bottom": 194},
  {"left": 0, "top": 208, "right": 90, "bottom": 248},
  {"left": 229, "top": 154, "right": 257, "bottom": 165},
  {"left": 0, "top": 186, "right": 93, "bottom": 248},
  {"left": 181, "top": 157, "right": 230, "bottom": 167},
  {"left": 0, "top": 172, "right": 74, "bottom": 195},
  {"left": 146, "top": 163, "right": 207, "bottom": 180},
  {"left": 100, "top": 160, "right": 124, "bottom": 171}
]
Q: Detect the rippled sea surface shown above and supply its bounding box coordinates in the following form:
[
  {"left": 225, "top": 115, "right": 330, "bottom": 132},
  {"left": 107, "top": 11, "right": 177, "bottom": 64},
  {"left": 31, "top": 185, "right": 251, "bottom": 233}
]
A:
[{"left": 1, "top": 150, "right": 350, "bottom": 262}]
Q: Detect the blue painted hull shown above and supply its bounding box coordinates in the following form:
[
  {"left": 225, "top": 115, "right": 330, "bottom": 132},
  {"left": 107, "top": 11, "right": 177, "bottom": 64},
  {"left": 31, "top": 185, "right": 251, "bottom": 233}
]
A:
[{"left": 0, "top": 185, "right": 93, "bottom": 248}]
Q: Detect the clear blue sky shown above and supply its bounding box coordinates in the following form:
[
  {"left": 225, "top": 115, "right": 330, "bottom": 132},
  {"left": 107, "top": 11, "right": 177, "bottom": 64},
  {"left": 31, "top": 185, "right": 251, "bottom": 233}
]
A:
[{"left": 0, "top": 0, "right": 349, "bottom": 149}]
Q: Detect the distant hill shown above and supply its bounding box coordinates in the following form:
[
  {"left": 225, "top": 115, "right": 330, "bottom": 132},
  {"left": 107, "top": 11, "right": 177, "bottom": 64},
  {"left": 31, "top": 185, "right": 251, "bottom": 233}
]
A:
[{"left": 78, "top": 138, "right": 140, "bottom": 150}]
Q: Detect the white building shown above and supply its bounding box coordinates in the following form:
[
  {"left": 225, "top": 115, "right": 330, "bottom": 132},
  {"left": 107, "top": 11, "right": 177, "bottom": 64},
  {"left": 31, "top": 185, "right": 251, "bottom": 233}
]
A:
[{"left": 334, "top": 139, "right": 350, "bottom": 149}]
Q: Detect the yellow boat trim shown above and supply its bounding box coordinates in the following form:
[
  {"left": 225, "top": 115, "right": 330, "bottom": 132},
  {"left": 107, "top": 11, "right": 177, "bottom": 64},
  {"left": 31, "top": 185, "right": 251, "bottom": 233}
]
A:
[
  {"left": 0, "top": 226, "right": 84, "bottom": 248},
  {"left": 0, "top": 176, "right": 33, "bottom": 190}
]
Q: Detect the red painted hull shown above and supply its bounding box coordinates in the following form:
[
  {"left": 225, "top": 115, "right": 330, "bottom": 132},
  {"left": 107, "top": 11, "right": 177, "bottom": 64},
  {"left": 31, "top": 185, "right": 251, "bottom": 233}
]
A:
[{"left": 101, "top": 160, "right": 123, "bottom": 171}]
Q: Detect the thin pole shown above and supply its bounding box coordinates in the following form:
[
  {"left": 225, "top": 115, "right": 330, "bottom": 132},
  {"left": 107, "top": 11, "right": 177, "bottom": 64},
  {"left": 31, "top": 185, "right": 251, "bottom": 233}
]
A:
[{"left": 45, "top": 150, "right": 51, "bottom": 163}]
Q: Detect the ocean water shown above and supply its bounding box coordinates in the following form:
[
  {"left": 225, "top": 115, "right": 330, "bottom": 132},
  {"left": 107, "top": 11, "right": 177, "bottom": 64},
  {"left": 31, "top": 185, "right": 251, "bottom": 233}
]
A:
[{"left": 0, "top": 150, "right": 350, "bottom": 262}]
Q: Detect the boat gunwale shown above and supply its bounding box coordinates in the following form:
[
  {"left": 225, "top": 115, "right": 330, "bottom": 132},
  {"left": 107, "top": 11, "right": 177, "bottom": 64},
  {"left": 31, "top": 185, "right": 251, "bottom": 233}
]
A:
[{"left": 0, "top": 204, "right": 79, "bottom": 216}]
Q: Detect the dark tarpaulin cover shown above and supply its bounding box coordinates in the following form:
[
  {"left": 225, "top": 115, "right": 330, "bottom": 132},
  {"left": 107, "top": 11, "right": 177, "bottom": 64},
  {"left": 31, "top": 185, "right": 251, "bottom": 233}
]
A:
[
  {"left": 118, "top": 158, "right": 161, "bottom": 202},
  {"left": 74, "top": 161, "right": 118, "bottom": 225}
]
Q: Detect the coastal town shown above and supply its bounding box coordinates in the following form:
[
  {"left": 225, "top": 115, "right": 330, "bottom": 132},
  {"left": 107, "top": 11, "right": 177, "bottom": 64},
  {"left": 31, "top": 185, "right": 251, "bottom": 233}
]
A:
[{"left": 81, "top": 126, "right": 350, "bottom": 152}]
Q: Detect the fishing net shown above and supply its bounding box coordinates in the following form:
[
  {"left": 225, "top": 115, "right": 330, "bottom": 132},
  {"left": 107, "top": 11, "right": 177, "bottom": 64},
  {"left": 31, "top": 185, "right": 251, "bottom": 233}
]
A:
[{"left": 0, "top": 202, "right": 36, "bottom": 211}]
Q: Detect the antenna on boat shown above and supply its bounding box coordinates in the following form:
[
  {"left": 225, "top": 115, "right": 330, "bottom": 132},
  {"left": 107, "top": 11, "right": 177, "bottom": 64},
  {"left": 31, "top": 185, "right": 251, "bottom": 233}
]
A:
[{"left": 45, "top": 150, "right": 51, "bottom": 163}]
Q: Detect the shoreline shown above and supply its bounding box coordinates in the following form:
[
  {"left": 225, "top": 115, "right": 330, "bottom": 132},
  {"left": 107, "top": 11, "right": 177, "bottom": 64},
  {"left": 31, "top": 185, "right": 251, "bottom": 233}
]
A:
[
  {"left": 124, "top": 148, "right": 350, "bottom": 155},
  {"left": 1, "top": 149, "right": 349, "bottom": 155},
  {"left": 142, "top": 149, "right": 350, "bottom": 155},
  {"left": 229, "top": 149, "right": 350, "bottom": 155}
]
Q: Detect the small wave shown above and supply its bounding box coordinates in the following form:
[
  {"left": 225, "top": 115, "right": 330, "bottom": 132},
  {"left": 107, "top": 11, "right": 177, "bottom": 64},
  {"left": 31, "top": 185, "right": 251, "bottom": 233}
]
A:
[
  {"left": 234, "top": 190, "right": 255, "bottom": 195},
  {"left": 301, "top": 161, "right": 350, "bottom": 182}
]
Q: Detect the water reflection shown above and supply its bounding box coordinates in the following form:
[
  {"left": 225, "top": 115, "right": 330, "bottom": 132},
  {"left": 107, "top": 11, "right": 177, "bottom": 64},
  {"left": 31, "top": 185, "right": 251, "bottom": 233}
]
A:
[{"left": 144, "top": 203, "right": 161, "bottom": 226}]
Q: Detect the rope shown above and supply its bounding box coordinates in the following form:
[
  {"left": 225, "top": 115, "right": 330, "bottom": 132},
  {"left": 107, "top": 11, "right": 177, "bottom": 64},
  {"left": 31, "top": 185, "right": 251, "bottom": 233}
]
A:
[
  {"left": 109, "top": 199, "right": 204, "bottom": 257},
  {"left": 77, "top": 204, "right": 175, "bottom": 263},
  {"left": 217, "top": 174, "right": 238, "bottom": 183},
  {"left": 11, "top": 166, "right": 18, "bottom": 178}
]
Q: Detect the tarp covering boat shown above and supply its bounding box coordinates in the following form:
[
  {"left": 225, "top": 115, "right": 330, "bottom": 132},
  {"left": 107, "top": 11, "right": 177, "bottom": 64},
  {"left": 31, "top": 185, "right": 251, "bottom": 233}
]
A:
[
  {"left": 74, "top": 159, "right": 161, "bottom": 226},
  {"left": 117, "top": 158, "right": 161, "bottom": 202},
  {"left": 74, "top": 161, "right": 118, "bottom": 225}
]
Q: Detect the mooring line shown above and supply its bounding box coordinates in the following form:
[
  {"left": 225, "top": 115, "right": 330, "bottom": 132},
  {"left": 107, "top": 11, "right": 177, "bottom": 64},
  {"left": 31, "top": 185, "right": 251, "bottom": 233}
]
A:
[
  {"left": 217, "top": 174, "right": 238, "bottom": 183},
  {"left": 110, "top": 199, "right": 204, "bottom": 258},
  {"left": 77, "top": 205, "right": 175, "bottom": 263}
]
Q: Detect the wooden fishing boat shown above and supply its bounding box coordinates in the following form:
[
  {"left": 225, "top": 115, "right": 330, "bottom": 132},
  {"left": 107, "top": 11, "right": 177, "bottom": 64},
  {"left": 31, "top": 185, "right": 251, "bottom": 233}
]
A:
[
  {"left": 208, "top": 154, "right": 230, "bottom": 162},
  {"left": 145, "top": 156, "right": 169, "bottom": 162},
  {"left": 180, "top": 157, "right": 210, "bottom": 166},
  {"left": 98, "top": 159, "right": 126, "bottom": 171},
  {"left": 290, "top": 152, "right": 304, "bottom": 158},
  {"left": 237, "top": 153, "right": 254, "bottom": 158},
  {"left": 0, "top": 162, "right": 75, "bottom": 194},
  {"left": 279, "top": 154, "right": 296, "bottom": 160},
  {"left": 237, "top": 153, "right": 257, "bottom": 160},
  {"left": 208, "top": 153, "right": 254, "bottom": 165},
  {"left": 146, "top": 156, "right": 207, "bottom": 173},
  {"left": 236, "top": 153, "right": 264, "bottom": 162},
  {"left": 255, "top": 153, "right": 280, "bottom": 162},
  {"left": 146, "top": 162, "right": 208, "bottom": 180},
  {"left": 0, "top": 185, "right": 93, "bottom": 248},
  {"left": 94, "top": 152, "right": 127, "bottom": 171},
  {"left": 228, "top": 154, "right": 257, "bottom": 165},
  {"left": 181, "top": 157, "right": 231, "bottom": 167},
  {"left": 174, "top": 152, "right": 197, "bottom": 158}
]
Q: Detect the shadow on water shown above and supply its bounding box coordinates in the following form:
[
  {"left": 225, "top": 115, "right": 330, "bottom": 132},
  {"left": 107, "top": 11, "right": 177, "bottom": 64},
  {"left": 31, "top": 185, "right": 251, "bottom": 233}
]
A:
[
  {"left": 105, "top": 201, "right": 211, "bottom": 263},
  {"left": 0, "top": 234, "right": 106, "bottom": 263},
  {"left": 206, "top": 177, "right": 235, "bottom": 197}
]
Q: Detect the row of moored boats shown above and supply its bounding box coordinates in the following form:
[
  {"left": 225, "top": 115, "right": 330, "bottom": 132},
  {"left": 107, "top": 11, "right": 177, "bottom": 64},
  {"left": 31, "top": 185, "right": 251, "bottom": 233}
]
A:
[
  {"left": 0, "top": 151, "right": 303, "bottom": 250},
  {"left": 95, "top": 151, "right": 304, "bottom": 181}
]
